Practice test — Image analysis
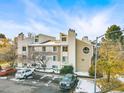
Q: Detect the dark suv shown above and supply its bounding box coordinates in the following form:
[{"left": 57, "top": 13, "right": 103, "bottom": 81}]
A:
[{"left": 59, "top": 74, "right": 78, "bottom": 90}]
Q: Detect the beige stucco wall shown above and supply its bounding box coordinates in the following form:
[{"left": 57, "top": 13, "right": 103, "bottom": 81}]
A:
[
  {"left": 76, "top": 39, "right": 93, "bottom": 72},
  {"left": 68, "top": 30, "right": 76, "bottom": 71},
  {"left": 17, "top": 37, "right": 34, "bottom": 57},
  {"left": 35, "top": 34, "right": 55, "bottom": 43},
  {"left": 17, "top": 31, "right": 93, "bottom": 72},
  {"left": 17, "top": 34, "right": 55, "bottom": 58}
]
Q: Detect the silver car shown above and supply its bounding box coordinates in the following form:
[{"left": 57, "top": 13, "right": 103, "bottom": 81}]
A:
[{"left": 15, "top": 69, "right": 33, "bottom": 79}]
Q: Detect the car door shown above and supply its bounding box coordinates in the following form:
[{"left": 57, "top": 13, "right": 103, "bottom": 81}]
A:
[
  {"left": 25, "top": 70, "right": 29, "bottom": 76},
  {"left": 72, "top": 75, "right": 76, "bottom": 86},
  {"left": 26, "top": 69, "right": 31, "bottom": 76},
  {"left": 6, "top": 69, "right": 11, "bottom": 75}
]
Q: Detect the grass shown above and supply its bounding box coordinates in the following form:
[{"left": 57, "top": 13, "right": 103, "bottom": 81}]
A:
[
  {"left": 113, "top": 84, "right": 124, "bottom": 91},
  {"left": 97, "top": 78, "right": 122, "bottom": 92}
]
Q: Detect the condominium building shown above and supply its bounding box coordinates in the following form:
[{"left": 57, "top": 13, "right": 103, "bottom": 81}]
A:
[{"left": 16, "top": 29, "right": 93, "bottom": 72}]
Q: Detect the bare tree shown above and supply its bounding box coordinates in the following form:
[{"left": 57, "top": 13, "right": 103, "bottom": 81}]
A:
[{"left": 38, "top": 55, "right": 49, "bottom": 71}]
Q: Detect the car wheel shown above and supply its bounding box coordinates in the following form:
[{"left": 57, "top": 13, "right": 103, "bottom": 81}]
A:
[{"left": 24, "top": 75, "right": 27, "bottom": 79}]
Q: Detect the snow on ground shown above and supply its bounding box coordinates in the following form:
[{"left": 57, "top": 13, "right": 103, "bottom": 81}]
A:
[
  {"left": 16, "top": 67, "right": 35, "bottom": 71},
  {"left": 52, "top": 75, "right": 61, "bottom": 80},
  {"left": 75, "top": 72, "right": 89, "bottom": 77},
  {"left": 10, "top": 78, "right": 24, "bottom": 82},
  {"left": 45, "top": 80, "right": 52, "bottom": 87},
  {"left": 35, "top": 69, "right": 53, "bottom": 73},
  {"left": 0, "top": 76, "right": 7, "bottom": 79},
  {"left": 35, "top": 68, "right": 60, "bottom": 74},
  {"left": 40, "top": 75, "right": 46, "bottom": 79},
  {"left": 40, "top": 74, "right": 52, "bottom": 79},
  {"left": 118, "top": 77, "right": 124, "bottom": 82},
  {"left": 32, "top": 81, "right": 37, "bottom": 84},
  {"left": 75, "top": 79, "right": 101, "bottom": 93}
]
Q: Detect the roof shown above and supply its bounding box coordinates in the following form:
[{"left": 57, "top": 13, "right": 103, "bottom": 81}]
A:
[
  {"left": 60, "top": 32, "right": 67, "bottom": 36},
  {"left": 29, "top": 40, "right": 68, "bottom": 46},
  {"left": 36, "top": 33, "right": 55, "bottom": 38},
  {"left": 76, "top": 38, "right": 93, "bottom": 45}
]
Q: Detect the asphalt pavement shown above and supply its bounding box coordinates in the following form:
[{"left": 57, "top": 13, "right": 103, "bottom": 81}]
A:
[{"left": 0, "top": 72, "right": 75, "bottom": 93}]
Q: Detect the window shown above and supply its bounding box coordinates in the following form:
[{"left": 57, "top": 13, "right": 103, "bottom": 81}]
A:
[
  {"left": 22, "top": 47, "right": 26, "bottom": 51},
  {"left": 35, "top": 38, "right": 39, "bottom": 42},
  {"left": 53, "top": 56, "right": 56, "bottom": 61},
  {"left": 62, "top": 56, "right": 67, "bottom": 62},
  {"left": 42, "top": 46, "right": 46, "bottom": 51},
  {"left": 53, "top": 46, "right": 57, "bottom": 51},
  {"left": 62, "top": 37, "right": 66, "bottom": 41},
  {"left": 52, "top": 65, "right": 58, "bottom": 68},
  {"left": 62, "top": 46, "right": 68, "bottom": 52},
  {"left": 83, "top": 47, "right": 90, "bottom": 54}
]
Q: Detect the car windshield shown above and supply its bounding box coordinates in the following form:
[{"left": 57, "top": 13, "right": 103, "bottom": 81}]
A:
[{"left": 62, "top": 76, "right": 71, "bottom": 81}]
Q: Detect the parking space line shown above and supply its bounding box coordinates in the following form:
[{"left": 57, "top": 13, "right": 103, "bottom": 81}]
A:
[{"left": 45, "top": 80, "right": 52, "bottom": 86}]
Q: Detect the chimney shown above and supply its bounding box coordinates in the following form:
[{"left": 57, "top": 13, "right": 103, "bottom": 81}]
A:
[
  {"left": 68, "top": 28, "right": 76, "bottom": 71},
  {"left": 82, "top": 36, "right": 88, "bottom": 41},
  {"left": 18, "top": 32, "right": 24, "bottom": 40},
  {"left": 28, "top": 32, "right": 32, "bottom": 38}
]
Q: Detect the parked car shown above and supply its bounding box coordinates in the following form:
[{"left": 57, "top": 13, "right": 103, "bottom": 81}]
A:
[
  {"left": 59, "top": 74, "right": 78, "bottom": 90},
  {"left": 15, "top": 69, "right": 34, "bottom": 79},
  {"left": 0, "top": 68, "right": 16, "bottom": 76}
]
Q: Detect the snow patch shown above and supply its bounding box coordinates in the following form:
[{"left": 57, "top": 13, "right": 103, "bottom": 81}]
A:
[
  {"left": 75, "top": 79, "right": 101, "bottom": 93},
  {"left": 32, "top": 81, "right": 37, "bottom": 84},
  {"left": 10, "top": 78, "right": 24, "bottom": 82},
  {"left": 118, "top": 77, "right": 124, "bottom": 82},
  {"left": 75, "top": 72, "right": 89, "bottom": 77},
  {"left": 40, "top": 75, "right": 46, "bottom": 79},
  {"left": 0, "top": 77, "right": 7, "bottom": 79}
]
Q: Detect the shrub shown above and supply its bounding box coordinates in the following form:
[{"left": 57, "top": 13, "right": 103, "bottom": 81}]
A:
[
  {"left": 88, "top": 65, "right": 103, "bottom": 77},
  {"left": 60, "top": 66, "right": 73, "bottom": 74},
  {"left": 97, "top": 78, "right": 122, "bottom": 92}
]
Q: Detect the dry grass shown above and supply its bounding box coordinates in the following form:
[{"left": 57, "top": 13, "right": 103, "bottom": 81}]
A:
[
  {"left": 113, "top": 84, "right": 124, "bottom": 91},
  {"left": 97, "top": 78, "right": 122, "bottom": 92}
]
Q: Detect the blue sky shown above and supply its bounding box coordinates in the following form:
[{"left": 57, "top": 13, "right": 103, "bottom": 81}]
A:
[{"left": 0, "top": 0, "right": 124, "bottom": 40}]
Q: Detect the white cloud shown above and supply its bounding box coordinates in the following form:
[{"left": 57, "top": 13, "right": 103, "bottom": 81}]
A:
[
  {"left": 22, "top": 0, "right": 116, "bottom": 40},
  {"left": 0, "top": 0, "right": 121, "bottom": 40},
  {"left": 0, "top": 20, "right": 31, "bottom": 38}
]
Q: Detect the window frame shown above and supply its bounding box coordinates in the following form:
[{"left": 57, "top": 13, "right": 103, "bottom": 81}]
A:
[
  {"left": 83, "top": 47, "right": 90, "bottom": 54},
  {"left": 35, "top": 38, "right": 39, "bottom": 42},
  {"left": 42, "top": 46, "right": 46, "bottom": 52},
  {"left": 22, "top": 46, "right": 26, "bottom": 51},
  {"left": 53, "top": 56, "right": 56, "bottom": 61},
  {"left": 62, "top": 56, "right": 67, "bottom": 62},
  {"left": 62, "top": 37, "right": 66, "bottom": 41},
  {"left": 53, "top": 46, "right": 57, "bottom": 52},
  {"left": 62, "top": 46, "right": 68, "bottom": 52}
]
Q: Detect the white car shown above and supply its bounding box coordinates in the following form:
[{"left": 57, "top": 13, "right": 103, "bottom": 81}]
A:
[
  {"left": 15, "top": 69, "right": 34, "bottom": 79},
  {"left": 75, "top": 79, "right": 101, "bottom": 93}
]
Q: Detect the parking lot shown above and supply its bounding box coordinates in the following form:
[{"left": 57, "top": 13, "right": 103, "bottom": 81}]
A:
[{"left": 0, "top": 71, "right": 75, "bottom": 93}]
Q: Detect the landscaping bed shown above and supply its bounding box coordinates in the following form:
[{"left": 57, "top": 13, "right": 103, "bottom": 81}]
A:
[{"left": 97, "top": 78, "right": 122, "bottom": 92}]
